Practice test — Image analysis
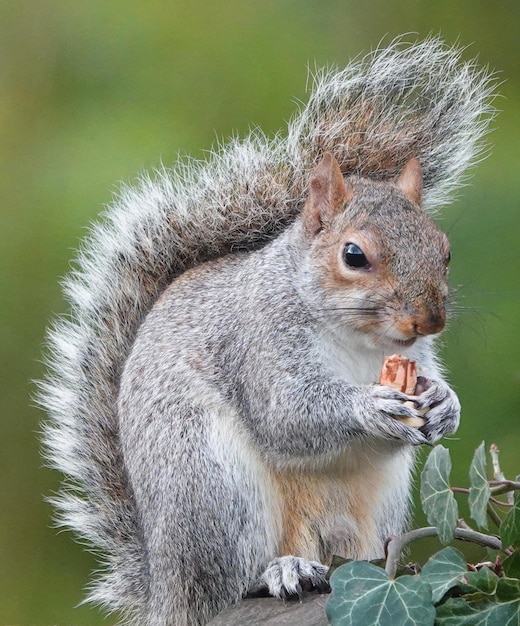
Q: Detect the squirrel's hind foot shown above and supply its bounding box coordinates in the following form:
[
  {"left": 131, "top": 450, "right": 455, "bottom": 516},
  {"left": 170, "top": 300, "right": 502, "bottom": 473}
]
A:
[{"left": 250, "top": 556, "right": 330, "bottom": 600}]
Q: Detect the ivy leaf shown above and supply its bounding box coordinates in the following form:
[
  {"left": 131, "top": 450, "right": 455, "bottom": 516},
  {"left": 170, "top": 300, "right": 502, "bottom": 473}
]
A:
[
  {"left": 460, "top": 566, "right": 500, "bottom": 596},
  {"left": 420, "top": 547, "right": 468, "bottom": 604},
  {"left": 497, "top": 577, "right": 520, "bottom": 601},
  {"left": 325, "top": 561, "right": 435, "bottom": 626},
  {"left": 501, "top": 481, "right": 520, "bottom": 548},
  {"left": 420, "top": 445, "right": 458, "bottom": 544},
  {"left": 327, "top": 555, "right": 352, "bottom": 578},
  {"left": 503, "top": 550, "right": 520, "bottom": 579},
  {"left": 435, "top": 577, "right": 520, "bottom": 624},
  {"left": 435, "top": 595, "right": 520, "bottom": 625},
  {"left": 468, "top": 441, "right": 491, "bottom": 529}
]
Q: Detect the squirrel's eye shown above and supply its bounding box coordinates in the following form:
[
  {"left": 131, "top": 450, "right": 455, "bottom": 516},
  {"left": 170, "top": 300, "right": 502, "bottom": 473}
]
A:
[
  {"left": 444, "top": 250, "right": 451, "bottom": 274},
  {"left": 343, "top": 243, "right": 370, "bottom": 269}
]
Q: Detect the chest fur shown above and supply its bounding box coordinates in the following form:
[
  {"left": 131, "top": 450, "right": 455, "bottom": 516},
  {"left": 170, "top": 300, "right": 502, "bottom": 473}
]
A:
[
  {"left": 316, "top": 329, "right": 385, "bottom": 385},
  {"left": 272, "top": 443, "right": 411, "bottom": 563}
]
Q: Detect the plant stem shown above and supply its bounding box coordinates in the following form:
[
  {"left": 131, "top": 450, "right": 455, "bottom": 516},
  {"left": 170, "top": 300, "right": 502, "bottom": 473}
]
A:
[
  {"left": 489, "top": 480, "right": 520, "bottom": 495},
  {"left": 486, "top": 503, "right": 503, "bottom": 529},
  {"left": 384, "top": 527, "right": 502, "bottom": 579},
  {"left": 451, "top": 486, "right": 512, "bottom": 508},
  {"left": 490, "top": 443, "right": 504, "bottom": 481},
  {"left": 490, "top": 443, "right": 514, "bottom": 505}
]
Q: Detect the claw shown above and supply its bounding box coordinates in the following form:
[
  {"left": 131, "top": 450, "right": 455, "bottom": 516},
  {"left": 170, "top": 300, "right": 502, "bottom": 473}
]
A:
[
  {"left": 316, "top": 579, "right": 332, "bottom": 594},
  {"left": 256, "top": 556, "right": 330, "bottom": 600}
]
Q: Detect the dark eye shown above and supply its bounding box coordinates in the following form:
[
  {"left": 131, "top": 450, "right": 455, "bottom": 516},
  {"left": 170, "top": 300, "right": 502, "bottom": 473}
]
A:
[
  {"left": 445, "top": 250, "right": 451, "bottom": 273},
  {"left": 343, "top": 243, "right": 370, "bottom": 269}
]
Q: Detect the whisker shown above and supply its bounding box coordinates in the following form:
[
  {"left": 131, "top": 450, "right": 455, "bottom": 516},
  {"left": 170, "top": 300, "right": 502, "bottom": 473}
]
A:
[{"left": 317, "top": 307, "right": 379, "bottom": 313}]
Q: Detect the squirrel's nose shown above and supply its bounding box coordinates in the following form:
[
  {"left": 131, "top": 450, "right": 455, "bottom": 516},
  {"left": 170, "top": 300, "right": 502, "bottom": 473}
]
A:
[
  {"left": 396, "top": 304, "right": 446, "bottom": 337},
  {"left": 414, "top": 308, "right": 446, "bottom": 336}
]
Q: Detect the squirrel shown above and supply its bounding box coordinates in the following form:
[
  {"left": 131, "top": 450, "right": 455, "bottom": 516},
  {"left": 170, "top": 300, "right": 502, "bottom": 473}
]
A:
[{"left": 39, "top": 38, "right": 494, "bottom": 625}]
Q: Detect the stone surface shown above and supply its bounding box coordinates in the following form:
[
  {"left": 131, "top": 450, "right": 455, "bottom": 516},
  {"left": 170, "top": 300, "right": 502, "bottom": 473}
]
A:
[{"left": 207, "top": 592, "right": 330, "bottom": 625}]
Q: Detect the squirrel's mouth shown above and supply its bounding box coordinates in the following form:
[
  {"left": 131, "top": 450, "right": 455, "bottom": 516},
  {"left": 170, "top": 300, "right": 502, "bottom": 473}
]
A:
[
  {"left": 370, "top": 332, "right": 418, "bottom": 350},
  {"left": 391, "top": 337, "right": 417, "bottom": 348}
]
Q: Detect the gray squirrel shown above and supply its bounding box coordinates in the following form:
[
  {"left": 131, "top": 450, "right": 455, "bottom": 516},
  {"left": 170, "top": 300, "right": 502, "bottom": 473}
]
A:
[{"left": 39, "top": 38, "right": 495, "bottom": 625}]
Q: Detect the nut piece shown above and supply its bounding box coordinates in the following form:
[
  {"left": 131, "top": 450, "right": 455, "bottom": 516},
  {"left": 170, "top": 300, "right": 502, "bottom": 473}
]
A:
[
  {"left": 380, "top": 354, "right": 417, "bottom": 395},
  {"left": 379, "top": 354, "right": 426, "bottom": 428}
]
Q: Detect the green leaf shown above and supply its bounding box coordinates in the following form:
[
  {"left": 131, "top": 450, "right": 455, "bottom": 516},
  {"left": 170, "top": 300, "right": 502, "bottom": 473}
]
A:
[
  {"left": 460, "top": 567, "right": 500, "bottom": 596},
  {"left": 503, "top": 550, "right": 520, "bottom": 578},
  {"left": 420, "top": 547, "right": 468, "bottom": 604},
  {"left": 435, "top": 596, "right": 520, "bottom": 625},
  {"left": 420, "top": 445, "right": 459, "bottom": 544},
  {"left": 325, "top": 561, "right": 435, "bottom": 626},
  {"left": 501, "top": 483, "right": 520, "bottom": 548},
  {"left": 497, "top": 577, "right": 520, "bottom": 602},
  {"left": 468, "top": 441, "right": 491, "bottom": 529},
  {"left": 435, "top": 577, "right": 520, "bottom": 625},
  {"left": 327, "top": 554, "right": 352, "bottom": 578}
]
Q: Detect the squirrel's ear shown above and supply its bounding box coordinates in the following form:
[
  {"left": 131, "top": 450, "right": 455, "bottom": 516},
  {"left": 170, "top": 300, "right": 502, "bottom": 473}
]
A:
[
  {"left": 396, "top": 158, "right": 423, "bottom": 205},
  {"left": 303, "top": 152, "right": 354, "bottom": 236}
]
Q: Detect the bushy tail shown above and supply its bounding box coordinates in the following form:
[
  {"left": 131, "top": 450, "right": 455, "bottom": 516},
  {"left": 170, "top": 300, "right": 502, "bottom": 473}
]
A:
[
  {"left": 38, "top": 36, "right": 495, "bottom": 621},
  {"left": 290, "top": 38, "right": 496, "bottom": 210}
]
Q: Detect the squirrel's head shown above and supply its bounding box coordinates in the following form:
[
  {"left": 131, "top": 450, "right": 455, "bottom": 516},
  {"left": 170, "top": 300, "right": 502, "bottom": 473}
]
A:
[{"left": 301, "top": 152, "right": 451, "bottom": 350}]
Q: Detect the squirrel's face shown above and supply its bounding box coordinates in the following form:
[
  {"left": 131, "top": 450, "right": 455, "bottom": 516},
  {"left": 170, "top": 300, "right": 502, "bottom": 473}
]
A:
[{"left": 301, "top": 153, "right": 451, "bottom": 350}]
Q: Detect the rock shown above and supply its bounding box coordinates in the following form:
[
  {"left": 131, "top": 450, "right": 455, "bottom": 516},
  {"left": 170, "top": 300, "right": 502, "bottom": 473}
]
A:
[{"left": 207, "top": 591, "right": 330, "bottom": 625}]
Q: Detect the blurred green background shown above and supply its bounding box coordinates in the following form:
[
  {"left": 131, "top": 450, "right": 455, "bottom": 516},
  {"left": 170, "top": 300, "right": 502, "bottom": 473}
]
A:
[{"left": 1, "top": 1, "right": 519, "bottom": 623}]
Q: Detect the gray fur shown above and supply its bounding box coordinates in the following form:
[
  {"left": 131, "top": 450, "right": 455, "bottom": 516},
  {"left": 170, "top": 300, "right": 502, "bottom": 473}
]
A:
[{"left": 38, "top": 37, "right": 493, "bottom": 624}]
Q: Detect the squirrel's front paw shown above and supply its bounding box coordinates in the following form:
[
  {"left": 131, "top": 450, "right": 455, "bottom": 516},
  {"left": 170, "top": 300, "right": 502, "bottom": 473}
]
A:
[
  {"left": 368, "top": 385, "right": 429, "bottom": 445},
  {"left": 415, "top": 378, "right": 461, "bottom": 444},
  {"left": 253, "top": 556, "right": 329, "bottom": 599}
]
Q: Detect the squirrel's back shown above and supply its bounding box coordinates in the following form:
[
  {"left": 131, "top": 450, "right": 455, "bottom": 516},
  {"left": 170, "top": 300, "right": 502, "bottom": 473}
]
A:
[{"left": 38, "top": 37, "right": 495, "bottom": 622}]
